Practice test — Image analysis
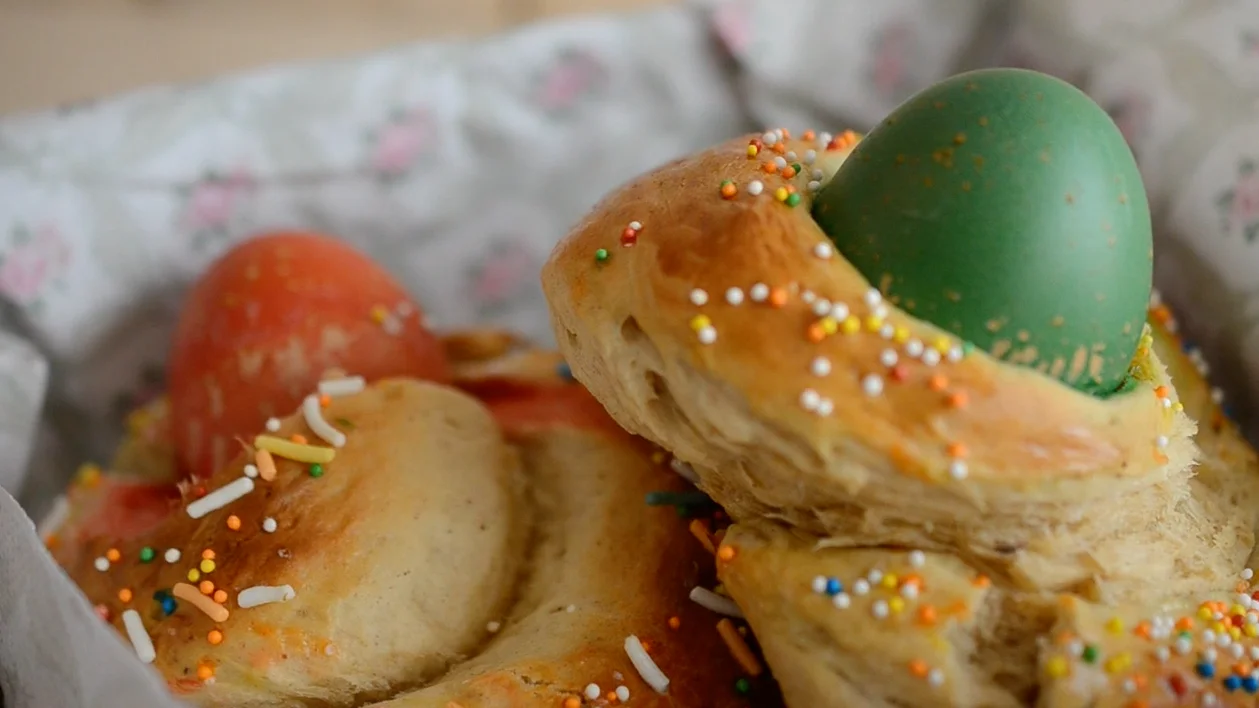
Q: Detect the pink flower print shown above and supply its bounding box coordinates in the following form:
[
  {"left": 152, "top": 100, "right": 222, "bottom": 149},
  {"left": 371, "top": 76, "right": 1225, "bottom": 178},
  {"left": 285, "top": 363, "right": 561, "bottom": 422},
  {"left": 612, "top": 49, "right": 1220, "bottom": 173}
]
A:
[
  {"left": 869, "top": 22, "right": 915, "bottom": 101},
  {"left": 1217, "top": 160, "right": 1259, "bottom": 243},
  {"left": 370, "top": 110, "right": 434, "bottom": 178},
  {"left": 536, "top": 50, "right": 606, "bottom": 113},
  {"left": 0, "top": 223, "right": 71, "bottom": 307},
  {"left": 466, "top": 241, "right": 537, "bottom": 314},
  {"left": 183, "top": 169, "right": 254, "bottom": 233},
  {"left": 712, "top": 0, "right": 751, "bottom": 57}
]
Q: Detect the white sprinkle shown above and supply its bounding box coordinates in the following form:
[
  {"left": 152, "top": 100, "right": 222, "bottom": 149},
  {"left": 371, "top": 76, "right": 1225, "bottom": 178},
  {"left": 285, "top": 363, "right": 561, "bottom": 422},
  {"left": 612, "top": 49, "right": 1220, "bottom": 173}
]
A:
[
  {"left": 905, "top": 339, "right": 924, "bottom": 357},
  {"left": 317, "top": 376, "right": 366, "bottom": 398},
  {"left": 747, "top": 180, "right": 764, "bottom": 196},
  {"left": 1244, "top": 568, "right": 1254, "bottom": 580},
  {"left": 816, "top": 399, "right": 834, "bottom": 416},
  {"left": 880, "top": 324, "right": 896, "bottom": 339},
  {"left": 830, "top": 302, "right": 849, "bottom": 320},
  {"left": 625, "top": 636, "right": 670, "bottom": 693},
  {"left": 786, "top": 151, "right": 797, "bottom": 161},
  {"left": 164, "top": 548, "right": 181, "bottom": 563},
  {"left": 1232, "top": 643, "right": 1246, "bottom": 659},
  {"left": 1204, "top": 693, "right": 1219, "bottom": 707},
  {"left": 863, "top": 289, "right": 882, "bottom": 307},
  {"left": 1212, "top": 387, "right": 1225, "bottom": 404},
  {"left": 873, "top": 304, "right": 889, "bottom": 319},
  {"left": 670, "top": 458, "right": 699, "bottom": 483},
  {"left": 811, "top": 575, "right": 828, "bottom": 594},
  {"left": 262, "top": 517, "right": 278, "bottom": 533},
  {"left": 302, "top": 395, "right": 346, "bottom": 448},
  {"left": 395, "top": 301, "right": 414, "bottom": 317},
  {"left": 585, "top": 684, "right": 601, "bottom": 700},
  {"left": 871, "top": 600, "right": 889, "bottom": 618},
  {"left": 762, "top": 131, "right": 778, "bottom": 146},
  {"left": 867, "top": 569, "right": 883, "bottom": 584},
  {"left": 927, "top": 669, "right": 945, "bottom": 687},
  {"left": 811, "top": 357, "right": 832, "bottom": 376},
  {"left": 265, "top": 417, "right": 281, "bottom": 432},
  {"left": 1067, "top": 640, "right": 1084, "bottom": 657},
  {"left": 690, "top": 289, "right": 709, "bottom": 306},
  {"left": 880, "top": 349, "right": 898, "bottom": 367},
  {"left": 947, "top": 346, "right": 964, "bottom": 362},
  {"left": 37, "top": 495, "right": 70, "bottom": 540},
  {"left": 908, "top": 550, "right": 926, "bottom": 568},
  {"left": 1122, "top": 678, "right": 1136, "bottom": 694},
  {"left": 749, "top": 283, "right": 769, "bottom": 301},
  {"left": 808, "top": 180, "right": 822, "bottom": 192},
  {"left": 1174, "top": 637, "right": 1192, "bottom": 655},
  {"left": 812, "top": 299, "right": 832, "bottom": 317},
  {"left": 237, "top": 584, "right": 296, "bottom": 609},
  {"left": 697, "top": 326, "right": 718, "bottom": 344},
  {"left": 614, "top": 672, "right": 624, "bottom": 682},
  {"left": 900, "top": 584, "right": 919, "bottom": 601},
  {"left": 861, "top": 374, "right": 884, "bottom": 397},
  {"left": 616, "top": 686, "right": 630, "bottom": 702},
  {"left": 487, "top": 621, "right": 501, "bottom": 633},
  {"left": 773, "top": 156, "right": 788, "bottom": 169},
  {"left": 186, "top": 477, "right": 255, "bottom": 519},
  {"left": 725, "top": 287, "right": 744, "bottom": 305},
  {"left": 800, "top": 389, "right": 821, "bottom": 411},
  {"left": 832, "top": 592, "right": 851, "bottom": 609},
  {"left": 804, "top": 149, "right": 817, "bottom": 164},
  {"left": 1161, "top": 397, "right": 1172, "bottom": 409},
  {"left": 853, "top": 579, "right": 870, "bottom": 595},
  {"left": 948, "top": 460, "right": 969, "bottom": 480},
  {"left": 1155, "top": 646, "right": 1170, "bottom": 662},
  {"left": 94, "top": 557, "right": 110, "bottom": 572},
  {"left": 629, "top": 221, "right": 642, "bottom": 231},
  {"left": 1251, "top": 645, "right": 1259, "bottom": 660},
  {"left": 812, "top": 168, "right": 824, "bottom": 180},
  {"left": 121, "top": 610, "right": 156, "bottom": 664},
  {"left": 567, "top": 604, "right": 577, "bottom": 613},
  {"left": 243, "top": 464, "right": 259, "bottom": 478},
  {"left": 921, "top": 349, "right": 941, "bottom": 367},
  {"left": 689, "top": 587, "right": 743, "bottom": 618},
  {"left": 801, "top": 290, "right": 816, "bottom": 304},
  {"left": 817, "top": 132, "right": 833, "bottom": 149}
]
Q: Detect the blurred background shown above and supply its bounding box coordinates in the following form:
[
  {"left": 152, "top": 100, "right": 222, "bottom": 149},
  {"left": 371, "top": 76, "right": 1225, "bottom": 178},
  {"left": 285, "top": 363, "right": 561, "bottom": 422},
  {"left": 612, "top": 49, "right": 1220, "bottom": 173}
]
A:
[{"left": 0, "top": 0, "right": 668, "bottom": 115}]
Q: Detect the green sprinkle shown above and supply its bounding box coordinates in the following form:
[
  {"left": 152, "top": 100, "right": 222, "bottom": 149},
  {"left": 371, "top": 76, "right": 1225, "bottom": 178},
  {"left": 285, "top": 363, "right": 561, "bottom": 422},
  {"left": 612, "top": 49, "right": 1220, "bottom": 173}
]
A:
[
  {"left": 1081, "top": 645, "right": 1099, "bottom": 663},
  {"left": 645, "top": 490, "right": 714, "bottom": 507},
  {"left": 309, "top": 463, "right": 324, "bottom": 478},
  {"left": 962, "top": 341, "right": 976, "bottom": 356},
  {"left": 594, "top": 248, "right": 610, "bottom": 263},
  {"left": 791, "top": 163, "right": 802, "bottom": 173},
  {"left": 734, "top": 678, "right": 751, "bottom": 695},
  {"left": 139, "top": 547, "right": 155, "bottom": 563},
  {"left": 785, "top": 193, "right": 802, "bottom": 207}
]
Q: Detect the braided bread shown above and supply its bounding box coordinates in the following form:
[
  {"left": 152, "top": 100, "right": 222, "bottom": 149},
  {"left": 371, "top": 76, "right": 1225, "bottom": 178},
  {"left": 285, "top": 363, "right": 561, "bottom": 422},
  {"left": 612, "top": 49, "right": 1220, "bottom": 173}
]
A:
[
  {"left": 540, "top": 124, "right": 1259, "bottom": 706},
  {"left": 46, "top": 332, "right": 766, "bottom": 707}
]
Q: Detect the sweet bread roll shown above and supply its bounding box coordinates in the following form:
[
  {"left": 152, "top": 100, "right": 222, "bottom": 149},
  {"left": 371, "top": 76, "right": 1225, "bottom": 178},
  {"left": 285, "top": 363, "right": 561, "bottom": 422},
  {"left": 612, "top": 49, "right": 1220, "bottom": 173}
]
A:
[{"left": 48, "top": 334, "right": 764, "bottom": 707}]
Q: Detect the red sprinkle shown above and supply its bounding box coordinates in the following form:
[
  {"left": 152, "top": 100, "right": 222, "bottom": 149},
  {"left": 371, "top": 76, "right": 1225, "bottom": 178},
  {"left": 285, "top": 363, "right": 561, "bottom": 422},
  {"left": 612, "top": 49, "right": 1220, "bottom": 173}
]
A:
[{"left": 621, "top": 228, "right": 638, "bottom": 247}]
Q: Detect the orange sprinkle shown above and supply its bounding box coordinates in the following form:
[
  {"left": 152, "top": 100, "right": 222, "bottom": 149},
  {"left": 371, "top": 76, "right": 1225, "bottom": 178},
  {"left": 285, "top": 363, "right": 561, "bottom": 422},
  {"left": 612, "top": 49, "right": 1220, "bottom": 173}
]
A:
[
  {"left": 213, "top": 590, "right": 228, "bottom": 604},
  {"left": 772, "top": 142, "right": 786, "bottom": 154},
  {"left": 196, "top": 664, "right": 214, "bottom": 681},
  {"left": 118, "top": 588, "right": 133, "bottom": 603},
  {"left": 779, "top": 129, "right": 791, "bottom": 140},
  {"left": 226, "top": 515, "right": 241, "bottom": 531},
  {"left": 689, "top": 519, "right": 715, "bottom": 555},
  {"left": 668, "top": 616, "right": 681, "bottom": 630},
  {"left": 802, "top": 130, "right": 816, "bottom": 141},
  {"left": 201, "top": 549, "right": 216, "bottom": 560},
  {"left": 255, "top": 449, "right": 278, "bottom": 482},
  {"left": 199, "top": 580, "right": 215, "bottom": 595},
  {"left": 972, "top": 575, "right": 991, "bottom": 588},
  {"left": 563, "top": 698, "right": 581, "bottom": 708},
  {"left": 785, "top": 184, "right": 797, "bottom": 194},
  {"left": 901, "top": 574, "right": 923, "bottom": 589},
  {"left": 289, "top": 433, "right": 308, "bottom": 444},
  {"left": 1175, "top": 617, "right": 1194, "bottom": 631},
  {"left": 928, "top": 375, "right": 949, "bottom": 391},
  {"left": 1134, "top": 621, "right": 1152, "bottom": 639},
  {"left": 806, "top": 323, "right": 826, "bottom": 342},
  {"left": 917, "top": 605, "right": 938, "bottom": 626},
  {"left": 641, "top": 641, "right": 651, "bottom": 652},
  {"left": 607, "top": 693, "right": 618, "bottom": 703},
  {"left": 946, "top": 442, "right": 968, "bottom": 458},
  {"left": 762, "top": 161, "right": 778, "bottom": 174},
  {"left": 720, "top": 182, "right": 738, "bottom": 199},
  {"left": 716, "top": 618, "right": 763, "bottom": 677},
  {"left": 105, "top": 548, "right": 121, "bottom": 562},
  {"left": 908, "top": 659, "right": 929, "bottom": 678},
  {"left": 319, "top": 394, "right": 331, "bottom": 407},
  {"left": 1234, "top": 661, "right": 1252, "bottom": 676},
  {"left": 207, "top": 630, "right": 224, "bottom": 645},
  {"left": 717, "top": 545, "right": 736, "bottom": 561},
  {"left": 768, "top": 288, "right": 788, "bottom": 307},
  {"left": 172, "top": 583, "right": 230, "bottom": 622},
  {"left": 947, "top": 391, "right": 969, "bottom": 408},
  {"left": 1154, "top": 452, "right": 1169, "bottom": 464},
  {"left": 781, "top": 166, "right": 797, "bottom": 179},
  {"left": 1125, "top": 701, "right": 1148, "bottom": 708},
  {"left": 44, "top": 534, "right": 59, "bottom": 549},
  {"left": 1154, "top": 385, "right": 1169, "bottom": 398}
]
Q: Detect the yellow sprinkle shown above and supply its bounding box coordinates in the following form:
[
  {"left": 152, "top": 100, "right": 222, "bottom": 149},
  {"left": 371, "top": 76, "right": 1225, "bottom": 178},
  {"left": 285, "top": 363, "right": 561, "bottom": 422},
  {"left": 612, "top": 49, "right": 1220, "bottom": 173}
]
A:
[
  {"left": 1103, "top": 654, "right": 1129, "bottom": 674},
  {"left": 1044, "top": 656, "right": 1068, "bottom": 679},
  {"left": 253, "top": 435, "right": 336, "bottom": 464},
  {"left": 1173, "top": 402, "right": 1184, "bottom": 412},
  {"left": 864, "top": 315, "right": 883, "bottom": 332},
  {"left": 369, "top": 305, "right": 388, "bottom": 323},
  {"left": 690, "top": 315, "right": 711, "bottom": 331},
  {"left": 76, "top": 463, "right": 102, "bottom": 488},
  {"left": 200, "top": 559, "right": 216, "bottom": 574},
  {"left": 820, "top": 317, "right": 839, "bottom": 335},
  {"left": 1230, "top": 626, "right": 1243, "bottom": 640},
  {"left": 1104, "top": 617, "right": 1123, "bottom": 634},
  {"left": 841, "top": 317, "right": 861, "bottom": 335},
  {"left": 1198, "top": 607, "right": 1213, "bottom": 620},
  {"left": 1244, "top": 624, "right": 1257, "bottom": 638},
  {"left": 888, "top": 597, "right": 905, "bottom": 614},
  {"left": 1232, "top": 604, "right": 1247, "bottom": 615},
  {"left": 774, "top": 187, "right": 789, "bottom": 202},
  {"left": 1212, "top": 621, "right": 1226, "bottom": 634},
  {"left": 933, "top": 337, "right": 952, "bottom": 353},
  {"left": 187, "top": 569, "right": 201, "bottom": 582},
  {"left": 746, "top": 144, "right": 759, "bottom": 157},
  {"left": 881, "top": 574, "right": 898, "bottom": 589},
  {"left": 893, "top": 326, "right": 910, "bottom": 343}
]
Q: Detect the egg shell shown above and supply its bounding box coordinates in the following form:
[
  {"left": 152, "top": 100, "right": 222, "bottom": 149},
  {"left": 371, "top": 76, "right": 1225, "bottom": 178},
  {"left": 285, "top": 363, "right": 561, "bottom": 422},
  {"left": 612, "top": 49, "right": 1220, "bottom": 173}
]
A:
[{"left": 812, "top": 68, "right": 1152, "bottom": 396}]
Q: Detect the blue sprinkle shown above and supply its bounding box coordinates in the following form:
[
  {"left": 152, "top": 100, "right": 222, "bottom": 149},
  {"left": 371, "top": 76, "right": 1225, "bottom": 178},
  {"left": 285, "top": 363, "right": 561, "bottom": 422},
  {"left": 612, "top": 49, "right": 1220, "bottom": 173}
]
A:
[
  {"left": 825, "top": 578, "right": 843, "bottom": 596},
  {"left": 160, "top": 597, "right": 177, "bottom": 616},
  {"left": 1195, "top": 662, "right": 1215, "bottom": 679},
  {"left": 1225, "top": 675, "right": 1242, "bottom": 692},
  {"left": 557, "top": 362, "right": 574, "bottom": 381},
  {"left": 1244, "top": 676, "right": 1258, "bottom": 694},
  {"left": 152, "top": 590, "right": 168, "bottom": 601}
]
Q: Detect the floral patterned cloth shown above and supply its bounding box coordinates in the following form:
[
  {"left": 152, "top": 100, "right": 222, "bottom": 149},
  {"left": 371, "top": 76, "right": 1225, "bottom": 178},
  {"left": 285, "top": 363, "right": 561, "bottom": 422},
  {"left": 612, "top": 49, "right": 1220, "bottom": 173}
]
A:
[{"left": 0, "top": 1, "right": 1257, "bottom": 705}]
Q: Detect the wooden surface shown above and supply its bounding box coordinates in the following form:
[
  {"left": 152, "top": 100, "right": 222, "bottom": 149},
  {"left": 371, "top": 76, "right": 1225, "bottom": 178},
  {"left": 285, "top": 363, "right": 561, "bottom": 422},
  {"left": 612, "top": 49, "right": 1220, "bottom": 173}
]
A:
[{"left": 0, "top": 0, "right": 672, "bottom": 116}]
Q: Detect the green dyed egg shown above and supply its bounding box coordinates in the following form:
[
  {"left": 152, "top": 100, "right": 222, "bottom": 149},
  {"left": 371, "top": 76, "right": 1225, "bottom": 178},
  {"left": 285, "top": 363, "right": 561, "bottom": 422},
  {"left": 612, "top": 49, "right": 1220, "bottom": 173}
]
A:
[{"left": 812, "top": 68, "right": 1152, "bottom": 396}]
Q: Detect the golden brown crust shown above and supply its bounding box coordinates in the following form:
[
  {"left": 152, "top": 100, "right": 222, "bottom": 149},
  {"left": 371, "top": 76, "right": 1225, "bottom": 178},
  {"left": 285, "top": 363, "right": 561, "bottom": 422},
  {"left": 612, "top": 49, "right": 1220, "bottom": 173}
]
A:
[{"left": 51, "top": 333, "right": 767, "bottom": 707}]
